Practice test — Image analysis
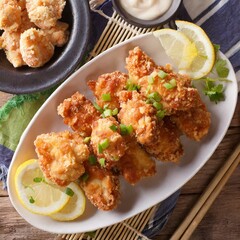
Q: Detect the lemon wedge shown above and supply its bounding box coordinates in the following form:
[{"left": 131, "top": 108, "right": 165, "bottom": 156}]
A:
[
  {"left": 15, "top": 159, "right": 70, "bottom": 215},
  {"left": 50, "top": 182, "right": 86, "bottom": 221},
  {"left": 153, "top": 28, "right": 198, "bottom": 70},
  {"left": 175, "top": 20, "right": 215, "bottom": 79}
]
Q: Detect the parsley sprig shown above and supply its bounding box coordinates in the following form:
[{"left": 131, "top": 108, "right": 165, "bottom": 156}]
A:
[{"left": 199, "top": 44, "right": 230, "bottom": 104}]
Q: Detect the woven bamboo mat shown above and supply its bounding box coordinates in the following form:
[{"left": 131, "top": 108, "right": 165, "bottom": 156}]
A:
[{"left": 58, "top": 9, "right": 166, "bottom": 240}]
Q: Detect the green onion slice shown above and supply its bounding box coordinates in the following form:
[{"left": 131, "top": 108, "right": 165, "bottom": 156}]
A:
[
  {"left": 29, "top": 196, "right": 35, "bottom": 204},
  {"left": 93, "top": 102, "right": 103, "bottom": 113},
  {"left": 153, "top": 102, "right": 163, "bottom": 110},
  {"left": 109, "top": 124, "right": 118, "bottom": 131},
  {"left": 156, "top": 110, "right": 166, "bottom": 119},
  {"left": 80, "top": 173, "right": 89, "bottom": 182},
  {"left": 99, "top": 158, "right": 106, "bottom": 167},
  {"left": 33, "top": 177, "right": 43, "bottom": 183},
  {"left": 100, "top": 139, "right": 110, "bottom": 150},
  {"left": 102, "top": 93, "right": 111, "bottom": 101},
  {"left": 83, "top": 137, "right": 91, "bottom": 144},
  {"left": 88, "top": 155, "right": 97, "bottom": 165},
  {"left": 65, "top": 187, "right": 74, "bottom": 197},
  {"left": 120, "top": 124, "right": 133, "bottom": 135},
  {"left": 147, "top": 92, "right": 161, "bottom": 102},
  {"left": 102, "top": 109, "right": 112, "bottom": 118},
  {"left": 158, "top": 70, "right": 167, "bottom": 79}
]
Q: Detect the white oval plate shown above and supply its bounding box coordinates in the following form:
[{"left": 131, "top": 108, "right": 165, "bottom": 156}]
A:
[{"left": 7, "top": 32, "right": 238, "bottom": 234}]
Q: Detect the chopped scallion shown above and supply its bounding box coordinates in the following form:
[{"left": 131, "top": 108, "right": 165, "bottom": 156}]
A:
[
  {"left": 126, "top": 80, "right": 141, "bottom": 91},
  {"left": 170, "top": 78, "right": 176, "bottom": 87},
  {"left": 100, "top": 139, "right": 110, "bottom": 150},
  {"left": 163, "top": 80, "right": 176, "bottom": 89},
  {"left": 158, "top": 70, "right": 167, "bottom": 79},
  {"left": 93, "top": 102, "right": 103, "bottom": 113},
  {"left": 110, "top": 124, "right": 118, "bottom": 131},
  {"left": 102, "top": 109, "right": 112, "bottom": 118},
  {"left": 29, "top": 196, "right": 35, "bottom": 204},
  {"left": 156, "top": 110, "right": 165, "bottom": 119},
  {"left": 120, "top": 124, "right": 133, "bottom": 135},
  {"left": 33, "top": 177, "right": 43, "bottom": 183},
  {"left": 112, "top": 108, "right": 119, "bottom": 116},
  {"left": 80, "top": 173, "right": 89, "bottom": 182},
  {"left": 102, "top": 93, "right": 111, "bottom": 101},
  {"left": 88, "top": 155, "right": 97, "bottom": 165},
  {"left": 65, "top": 187, "right": 75, "bottom": 197},
  {"left": 98, "top": 144, "right": 103, "bottom": 153},
  {"left": 83, "top": 137, "right": 91, "bottom": 144},
  {"left": 99, "top": 158, "right": 106, "bottom": 167},
  {"left": 147, "top": 92, "right": 161, "bottom": 102},
  {"left": 153, "top": 102, "right": 163, "bottom": 110}
]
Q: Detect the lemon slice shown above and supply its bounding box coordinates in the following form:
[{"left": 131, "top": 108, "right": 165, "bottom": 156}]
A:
[
  {"left": 175, "top": 20, "right": 215, "bottom": 79},
  {"left": 50, "top": 182, "right": 86, "bottom": 221},
  {"left": 15, "top": 159, "right": 70, "bottom": 215},
  {"left": 153, "top": 29, "right": 198, "bottom": 70}
]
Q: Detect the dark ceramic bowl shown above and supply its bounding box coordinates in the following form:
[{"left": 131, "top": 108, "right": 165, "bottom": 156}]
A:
[
  {"left": 112, "top": 0, "right": 182, "bottom": 28},
  {"left": 0, "top": 0, "right": 91, "bottom": 94}
]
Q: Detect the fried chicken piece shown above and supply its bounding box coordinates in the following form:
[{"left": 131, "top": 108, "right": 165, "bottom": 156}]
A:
[
  {"left": 138, "top": 70, "right": 202, "bottom": 114},
  {"left": 144, "top": 118, "right": 183, "bottom": 163},
  {"left": 0, "top": 30, "right": 26, "bottom": 67},
  {"left": 88, "top": 71, "right": 128, "bottom": 110},
  {"left": 118, "top": 139, "right": 156, "bottom": 185},
  {"left": 79, "top": 161, "right": 120, "bottom": 211},
  {"left": 118, "top": 91, "right": 159, "bottom": 145},
  {"left": 43, "top": 21, "right": 69, "bottom": 47},
  {"left": 26, "top": 0, "right": 66, "bottom": 29},
  {"left": 20, "top": 28, "right": 54, "bottom": 67},
  {"left": 91, "top": 117, "right": 128, "bottom": 165},
  {"left": 0, "top": 0, "right": 22, "bottom": 32},
  {"left": 126, "top": 46, "right": 158, "bottom": 83},
  {"left": 34, "top": 131, "right": 90, "bottom": 186},
  {"left": 57, "top": 92, "right": 101, "bottom": 137},
  {"left": 19, "top": 8, "right": 36, "bottom": 32},
  {"left": 171, "top": 102, "right": 211, "bottom": 141}
]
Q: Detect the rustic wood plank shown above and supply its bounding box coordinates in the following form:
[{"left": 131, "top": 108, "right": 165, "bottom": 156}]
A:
[
  {"left": 0, "top": 197, "right": 56, "bottom": 240},
  {"left": 153, "top": 166, "right": 240, "bottom": 240}
]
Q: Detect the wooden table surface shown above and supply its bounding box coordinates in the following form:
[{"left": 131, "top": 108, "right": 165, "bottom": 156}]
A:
[{"left": 0, "top": 92, "right": 239, "bottom": 240}]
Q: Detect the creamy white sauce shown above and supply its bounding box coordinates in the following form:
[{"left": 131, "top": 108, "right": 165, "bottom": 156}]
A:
[{"left": 119, "top": 0, "right": 173, "bottom": 20}]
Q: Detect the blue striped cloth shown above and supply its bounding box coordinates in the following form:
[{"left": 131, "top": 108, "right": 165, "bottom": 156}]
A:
[{"left": 0, "top": 0, "right": 239, "bottom": 238}]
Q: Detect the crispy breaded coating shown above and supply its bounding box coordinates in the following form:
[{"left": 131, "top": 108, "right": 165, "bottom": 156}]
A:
[
  {"left": 0, "top": 30, "right": 26, "bottom": 67},
  {"left": 144, "top": 118, "right": 183, "bottom": 163},
  {"left": 26, "top": 0, "right": 66, "bottom": 29},
  {"left": 20, "top": 28, "right": 54, "bottom": 67},
  {"left": 0, "top": 0, "right": 22, "bottom": 32},
  {"left": 118, "top": 91, "right": 158, "bottom": 145},
  {"left": 80, "top": 162, "right": 120, "bottom": 211},
  {"left": 118, "top": 140, "right": 156, "bottom": 185},
  {"left": 88, "top": 71, "right": 128, "bottom": 110},
  {"left": 43, "top": 21, "right": 69, "bottom": 47},
  {"left": 91, "top": 117, "right": 128, "bottom": 164},
  {"left": 34, "top": 131, "right": 90, "bottom": 186},
  {"left": 171, "top": 102, "right": 211, "bottom": 141},
  {"left": 139, "top": 70, "right": 202, "bottom": 114},
  {"left": 57, "top": 92, "right": 101, "bottom": 137},
  {"left": 126, "top": 46, "right": 158, "bottom": 83},
  {"left": 19, "top": 8, "right": 36, "bottom": 32}
]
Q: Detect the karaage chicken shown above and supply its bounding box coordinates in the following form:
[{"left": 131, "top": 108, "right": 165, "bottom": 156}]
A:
[
  {"left": 0, "top": 0, "right": 22, "bottom": 32},
  {"left": 171, "top": 103, "right": 211, "bottom": 141},
  {"left": 20, "top": 28, "right": 54, "bottom": 67},
  {"left": 34, "top": 131, "right": 90, "bottom": 187},
  {"left": 88, "top": 71, "right": 128, "bottom": 110},
  {"left": 79, "top": 161, "right": 120, "bottom": 211},
  {"left": 118, "top": 90, "right": 159, "bottom": 145},
  {"left": 117, "top": 139, "right": 156, "bottom": 185},
  {"left": 144, "top": 118, "right": 183, "bottom": 163},
  {"left": 57, "top": 92, "right": 101, "bottom": 137},
  {"left": 91, "top": 117, "right": 128, "bottom": 166},
  {"left": 26, "top": 0, "right": 66, "bottom": 29}
]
